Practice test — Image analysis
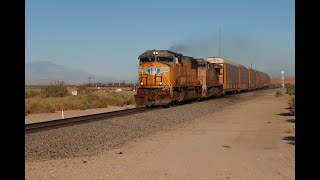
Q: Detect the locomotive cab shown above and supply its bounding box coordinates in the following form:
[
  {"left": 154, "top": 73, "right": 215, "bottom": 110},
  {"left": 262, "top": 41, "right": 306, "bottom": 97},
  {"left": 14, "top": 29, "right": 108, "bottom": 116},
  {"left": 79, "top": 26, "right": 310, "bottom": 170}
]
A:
[{"left": 135, "top": 50, "right": 180, "bottom": 106}]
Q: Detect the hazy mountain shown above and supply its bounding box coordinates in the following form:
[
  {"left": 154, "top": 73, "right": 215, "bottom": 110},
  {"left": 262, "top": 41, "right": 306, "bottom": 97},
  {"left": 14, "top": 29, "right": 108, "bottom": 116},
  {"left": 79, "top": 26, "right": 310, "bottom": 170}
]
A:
[{"left": 25, "top": 61, "right": 116, "bottom": 85}]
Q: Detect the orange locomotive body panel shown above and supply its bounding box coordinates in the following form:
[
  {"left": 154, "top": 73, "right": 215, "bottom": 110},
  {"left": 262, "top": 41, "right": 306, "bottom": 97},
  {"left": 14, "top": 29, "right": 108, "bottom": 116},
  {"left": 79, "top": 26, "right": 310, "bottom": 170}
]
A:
[
  {"left": 197, "top": 59, "right": 223, "bottom": 98},
  {"left": 175, "top": 56, "right": 199, "bottom": 87}
]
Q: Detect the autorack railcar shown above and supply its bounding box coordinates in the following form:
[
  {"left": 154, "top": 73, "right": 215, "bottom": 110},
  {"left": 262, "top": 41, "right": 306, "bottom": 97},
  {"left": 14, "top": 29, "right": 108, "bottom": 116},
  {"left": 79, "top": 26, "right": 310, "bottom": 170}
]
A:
[{"left": 206, "top": 57, "right": 240, "bottom": 94}]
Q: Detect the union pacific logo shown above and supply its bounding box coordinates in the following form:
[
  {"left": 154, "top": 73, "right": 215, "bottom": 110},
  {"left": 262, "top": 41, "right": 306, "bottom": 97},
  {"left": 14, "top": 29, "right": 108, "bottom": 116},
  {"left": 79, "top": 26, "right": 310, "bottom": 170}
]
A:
[{"left": 139, "top": 66, "right": 170, "bottom": 75}]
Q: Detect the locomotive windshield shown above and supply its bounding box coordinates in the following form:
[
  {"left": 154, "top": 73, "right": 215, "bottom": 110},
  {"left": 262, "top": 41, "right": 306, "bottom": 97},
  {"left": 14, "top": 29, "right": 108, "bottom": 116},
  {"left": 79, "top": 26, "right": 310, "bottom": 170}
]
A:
[
  {"left": 156, "top": 57, "right": 173, "bottom": 63},
  {"left": 140, "top": 57, "right": 155, "bottom": 63},
  {"left": 197, "top": 60, "right": 207, "bottom": 68},
  {"left": 139, "top": 56, "right": 173, "bottom": 64},
  {"left": 197, "top": 63, "right": 207, "bottom": 68}
]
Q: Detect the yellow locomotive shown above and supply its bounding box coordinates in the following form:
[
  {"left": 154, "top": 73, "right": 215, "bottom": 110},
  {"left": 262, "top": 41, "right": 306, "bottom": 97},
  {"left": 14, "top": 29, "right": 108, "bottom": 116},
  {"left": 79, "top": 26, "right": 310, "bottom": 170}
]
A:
[{"left": 134, "top": 50, "right": 223, "bottom": 107}]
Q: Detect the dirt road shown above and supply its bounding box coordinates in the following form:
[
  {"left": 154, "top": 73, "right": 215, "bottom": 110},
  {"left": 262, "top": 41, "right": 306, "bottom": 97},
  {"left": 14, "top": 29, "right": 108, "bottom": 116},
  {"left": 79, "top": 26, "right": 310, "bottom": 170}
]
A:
[{"left": 26, "top": 89, "right": 294, "bottom": 179}]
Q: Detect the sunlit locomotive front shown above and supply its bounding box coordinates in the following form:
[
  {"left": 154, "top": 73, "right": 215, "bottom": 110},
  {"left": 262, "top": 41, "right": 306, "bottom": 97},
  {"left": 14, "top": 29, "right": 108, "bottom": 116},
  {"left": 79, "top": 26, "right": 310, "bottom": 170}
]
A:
[
  {"left": 134, "top": 50, "right": 176, "bottom": 106},
  {"left": 134, "top": 50, "right": 200, "bottom": 107}
]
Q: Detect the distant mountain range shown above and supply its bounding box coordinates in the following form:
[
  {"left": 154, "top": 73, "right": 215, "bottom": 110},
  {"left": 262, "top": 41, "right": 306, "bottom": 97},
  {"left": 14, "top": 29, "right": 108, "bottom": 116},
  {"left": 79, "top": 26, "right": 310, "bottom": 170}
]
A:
[{"left": 25, "top": 61, "right": 116, "bottom": 85}]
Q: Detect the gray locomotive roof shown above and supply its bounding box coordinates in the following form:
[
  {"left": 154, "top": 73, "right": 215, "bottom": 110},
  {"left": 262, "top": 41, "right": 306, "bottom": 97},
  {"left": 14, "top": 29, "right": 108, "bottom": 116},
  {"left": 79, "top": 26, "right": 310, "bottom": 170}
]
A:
[
  {"left": 138, "top": 50, "right": 183, "bottom": 58},
  {"left": 196, "top": 58, "right": 207, "bottom": 62}
]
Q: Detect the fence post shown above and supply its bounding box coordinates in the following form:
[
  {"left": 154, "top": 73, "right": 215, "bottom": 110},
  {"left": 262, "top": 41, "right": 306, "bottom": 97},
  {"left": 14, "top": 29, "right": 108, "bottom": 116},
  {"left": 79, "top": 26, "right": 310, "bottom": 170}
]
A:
[{"left": 61, "top": 104, "right": 65, "bottom": 119}]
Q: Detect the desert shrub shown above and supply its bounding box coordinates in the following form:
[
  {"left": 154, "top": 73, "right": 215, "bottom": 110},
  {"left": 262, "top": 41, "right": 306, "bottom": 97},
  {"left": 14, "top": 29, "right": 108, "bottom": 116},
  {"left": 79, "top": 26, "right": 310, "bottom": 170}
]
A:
[
  {"left": 25, "top": 97, "right": 57, "bottom": 114},
  {"left": 288, "top": 96, "right": 295, "bottom": 115},
  {"left": 100, "top": 91, "right": 135, "bottom": 106},
  {"left": 63, "top": 93, "right": 110, "bottom": 110},
  {"left": 275, "top": 91, "right": 283, "bottom": 97},
  {"left": 285, "top": 84, "right": 295, "bottom": 95},
  {"left": 25, "top": 89, "right": 135, "bottom": 114},
  {"left": 269, "top": 84, "right": 281, "bottom": 89},
  {"left": 41, "top": 81, "right": 68, "bottom": 98},
  {"left": 25, "top": 89, "right": 41, "bottom": 98},
  {"left": 83, "top": 93, "right": 107, "bottom": 109},
  {"left": 63, "top": 96, "right": 88, "bottom": 110},
  {"left": 77, "top": 85, "right": 91, "bottom": 95}
]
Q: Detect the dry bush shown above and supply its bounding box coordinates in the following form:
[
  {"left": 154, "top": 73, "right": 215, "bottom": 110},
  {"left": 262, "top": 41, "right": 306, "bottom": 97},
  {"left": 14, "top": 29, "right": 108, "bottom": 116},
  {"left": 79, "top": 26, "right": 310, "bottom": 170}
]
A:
[
  {"left": 63, "top": 96, "right": 88, "bottom": 110},
  {"left": 26, "top": 97, "right": 57, "bottom": 114},
  {"left": 77, "top": 85, "right": 91, "bottom": 95},
  {"left": 285, "top": 83, "right": 295, "bottom": 95},
  {"left": 269, "top": 84, "right": 282, "bottom": 89},
  {"left": 83, "top": 93, "right": 108, "bottom": 109},
  {"left": 25, "top": 89, "right": 135, "bottom": 114},
  {"left": 25, "top": 89, "right": 41, "bottom": 98},
  {"left": 275, "top": 91, "right": 283, "bottom": 97},
  {"left": 41, "top": 81, "right": 68, "bottom": 98},
  {"left": 288, "top": 96, "right": 295, "bottom": 115},
  {"left": 97, "top": 91, "right": 134, "bottom": 106}
]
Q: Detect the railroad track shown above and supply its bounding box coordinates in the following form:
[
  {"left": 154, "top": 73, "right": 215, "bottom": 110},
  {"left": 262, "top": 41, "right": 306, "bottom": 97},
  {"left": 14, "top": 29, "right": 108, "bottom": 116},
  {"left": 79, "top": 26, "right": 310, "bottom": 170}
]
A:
[
  {"left": 25, "top": 107, "right": 161, "bottom": 134},
  {"left": 25, "top": 87, "right": 276, "bottom": 134}
]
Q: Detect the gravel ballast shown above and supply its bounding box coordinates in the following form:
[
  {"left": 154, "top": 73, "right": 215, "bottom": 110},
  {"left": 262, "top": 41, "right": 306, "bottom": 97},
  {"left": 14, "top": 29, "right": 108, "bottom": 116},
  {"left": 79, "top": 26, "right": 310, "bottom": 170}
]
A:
[{"left": 25, "top": 89, "right": 268, "bottom": 161}]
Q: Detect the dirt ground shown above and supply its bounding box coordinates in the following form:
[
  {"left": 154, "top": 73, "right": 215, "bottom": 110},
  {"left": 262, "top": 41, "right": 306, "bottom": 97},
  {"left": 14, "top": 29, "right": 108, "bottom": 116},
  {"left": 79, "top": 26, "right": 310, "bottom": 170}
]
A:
[{"left": 25, "top": 89, "right": 295, "bottom": 180}]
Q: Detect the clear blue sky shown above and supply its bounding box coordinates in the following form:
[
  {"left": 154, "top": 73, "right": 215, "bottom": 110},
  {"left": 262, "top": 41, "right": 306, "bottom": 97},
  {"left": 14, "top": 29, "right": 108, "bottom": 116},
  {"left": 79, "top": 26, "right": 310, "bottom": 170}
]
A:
[{"left": 26, "top": 0, "right": 295, "bottom": 82}]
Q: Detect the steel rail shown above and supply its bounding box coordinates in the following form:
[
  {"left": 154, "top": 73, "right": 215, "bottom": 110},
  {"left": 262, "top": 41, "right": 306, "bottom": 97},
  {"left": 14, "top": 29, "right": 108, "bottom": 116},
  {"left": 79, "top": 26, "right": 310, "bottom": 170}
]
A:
[{"left": 25, "top": 107, "right": 160, "bottom": 134}]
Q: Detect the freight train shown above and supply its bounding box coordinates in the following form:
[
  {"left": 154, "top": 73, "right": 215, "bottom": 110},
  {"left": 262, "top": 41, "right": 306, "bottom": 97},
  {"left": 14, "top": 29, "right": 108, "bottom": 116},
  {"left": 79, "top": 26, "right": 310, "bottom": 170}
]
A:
[{"left": 134, "top": 50, "right": 270, "bottom": 107}]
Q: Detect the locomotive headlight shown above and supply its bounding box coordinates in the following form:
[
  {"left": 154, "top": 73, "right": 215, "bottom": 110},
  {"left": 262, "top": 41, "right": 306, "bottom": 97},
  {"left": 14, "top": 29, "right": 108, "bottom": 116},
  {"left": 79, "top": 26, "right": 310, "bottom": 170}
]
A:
[
  {"left": 140, "top": 82, "right": 144, "bottom": 85},
  {"left": 159, "top": 82, "right": 162, "bottom": 85}
]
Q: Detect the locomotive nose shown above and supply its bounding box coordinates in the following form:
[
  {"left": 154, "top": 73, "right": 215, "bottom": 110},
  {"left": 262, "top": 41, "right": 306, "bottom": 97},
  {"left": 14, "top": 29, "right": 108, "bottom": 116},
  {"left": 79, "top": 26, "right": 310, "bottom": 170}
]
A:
[{"left": 138, "top": 63, "right": 170, "bottom": 87}]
